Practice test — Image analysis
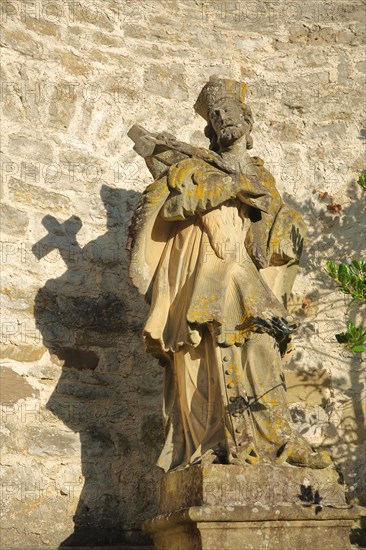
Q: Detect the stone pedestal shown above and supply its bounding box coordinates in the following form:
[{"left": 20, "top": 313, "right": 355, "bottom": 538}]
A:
[{"left": 143, "top": 464, "right": 359, "bottom": 550}]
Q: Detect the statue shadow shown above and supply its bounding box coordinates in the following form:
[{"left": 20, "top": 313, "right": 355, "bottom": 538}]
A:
[
  {"left": 284, "top": 179, "right": 366, "bottom": 508},
  {"left": 32, "top": 184, "right": 163, "bottom": 548}
]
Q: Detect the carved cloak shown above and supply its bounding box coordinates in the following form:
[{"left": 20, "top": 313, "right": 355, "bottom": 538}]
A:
[{"left": 128, "top": 155, "right": 305, "bottom": 359}]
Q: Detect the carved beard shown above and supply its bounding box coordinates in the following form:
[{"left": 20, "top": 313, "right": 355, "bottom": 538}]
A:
[{"left": 218, "top": 123, "right": 247, "bottom": 148}]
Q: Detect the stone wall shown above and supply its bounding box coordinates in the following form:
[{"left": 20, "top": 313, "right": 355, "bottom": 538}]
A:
[{"left": 1, "top": 0, "right": 365, "bottom": 547}]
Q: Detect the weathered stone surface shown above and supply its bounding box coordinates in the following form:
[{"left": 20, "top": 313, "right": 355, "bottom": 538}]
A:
[
  {"left": 0, "top": 366, "right": 40, "bottom": 404},
  {"left": 92, "top": 31, "right": 123, "bottom": 48},
  {"left": 48, "top": 98, "right": 77, "bottom": 130},
  {"left": 26, "top": 426, "right": 81, "bottom": 456},
  {"left": 146, "top": 465, "right": 359, "bottom": 550},
  {"left": 8, "top": 135, "right": 54, "bottom": 164},
  {"left": 0, "top": 344, "right": 47, "bottom": 362},
  {"left": 285, "top": 368, "right": 331, "bottom": 406},
  {"left": 35, "top": 289, "right": 128, "bottom": 332},
  {"left": 158, "top": 464, "right": 349, "bottom": 513},
  {"left": 0, "top": 203, "right": 29, "bottom": 236},
  {"left": 71, "top": 3, "right": 115, "bottom": 32},
  {"left": 1, "top": 0, "right": 365, "bottom": 547},
  {"left": 8, "top": 177, "right": 71, "bottom": 212},
  {"left": 59, "top": 51, "right": 91, "bottom": 76},
  {"left": 24, "top": 17, "right": 59, "bottom": 37},
  {"left": 0, "top": 28, "right": 44, "bottom": 57},
  {"left": 50, "top": 347, "right": 100, "bottom": 370},
  {"left": 144, "top": 65, "right": 189, "bottom": 100},
  {"left": 149, "top": 511, "right": 357, "bottom": 550}
]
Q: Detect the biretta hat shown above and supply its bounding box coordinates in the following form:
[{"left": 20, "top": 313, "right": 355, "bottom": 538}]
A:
[{"left": 194, "top": 75, "right": 247, "bottom": 122}]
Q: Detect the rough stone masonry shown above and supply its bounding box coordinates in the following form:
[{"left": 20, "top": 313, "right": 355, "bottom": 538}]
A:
[{"left": 0, "top": 0, "right": 365, "bottom": 547}]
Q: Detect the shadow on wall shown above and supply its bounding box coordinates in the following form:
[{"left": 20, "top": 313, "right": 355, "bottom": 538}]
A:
[
  {"left": 31, "top": 178, "right": 365, "bottom": 545},
  {"left": 32, "top": 184, "right": 162, "bottom": 548},
  {"left": 284, "top": 179, "right": 366, "bottom": 506}
]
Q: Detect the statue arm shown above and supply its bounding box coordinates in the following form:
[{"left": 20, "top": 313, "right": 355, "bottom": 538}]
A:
[
  {"left": 246, "top": 201, "right": 306, "bottom": 270},
  {"left": 128, "top": 125, "right": 273, "bottom": 224},
  {"left": 160, "top": 158, "right": 272, "bottom": 222},
  {"left": 244, "top": 166, "right": 283, "bottom": 269}
]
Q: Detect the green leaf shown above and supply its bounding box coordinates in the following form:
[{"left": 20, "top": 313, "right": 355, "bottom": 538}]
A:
[
  {"left": 325, "top": 261, "right": 337, "bottom": 279},
  {"left": 351, "top": 260, "right": 362, "bottom": 271},
  {"left": 351, "top": 345, "right": 365, "bottom": 354},
  {"left": 358, "top": 173, "right": 366, "bottom": 189},
  {"left": 335, "top": 320, "right": 366, "bottom": 350},
  {"left": 338, "top": 264, "right": 348, "bottom": 285}
]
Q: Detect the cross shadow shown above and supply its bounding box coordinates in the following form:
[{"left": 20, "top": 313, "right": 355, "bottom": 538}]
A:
[{"left": 32, "top": 184, "right": 162, "bottom": 548}]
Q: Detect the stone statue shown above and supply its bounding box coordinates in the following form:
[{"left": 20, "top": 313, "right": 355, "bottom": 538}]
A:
[{"left": 127, "top": 76, "right": 332, "bottom": 472}]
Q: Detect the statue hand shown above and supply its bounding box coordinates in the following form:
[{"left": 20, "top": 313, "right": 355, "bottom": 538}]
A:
[
  {"left": 251, "top": 243, "right": 270, "bottom": 270},
  {"left": 245, "top": 226, "right": 270, "bottom": 269}
]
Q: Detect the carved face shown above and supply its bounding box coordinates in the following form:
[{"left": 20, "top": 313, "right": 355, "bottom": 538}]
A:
[{"left": 208, "top": 99, "right": 252, "bottom": 149}]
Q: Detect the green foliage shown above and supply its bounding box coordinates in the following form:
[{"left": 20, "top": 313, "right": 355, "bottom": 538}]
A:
[
  {"left": 325, "top": 260, "right": 366, "bottom": 354},
  {"left": 324, "top": 172, "right": 365, "bottom": 354},
  {"left": 335, "top": 321, "right": 366, "bottom": 354},
  {"left": 325, "top": 260, "right": 366, "bottom": 305},
  {"left": 358, "top": 172, "right": 366, "bottom": 189}
]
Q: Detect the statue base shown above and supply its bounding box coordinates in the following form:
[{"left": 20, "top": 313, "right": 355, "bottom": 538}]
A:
[{"left": 143, "top": 464, "right": 359, "bottom": 550}]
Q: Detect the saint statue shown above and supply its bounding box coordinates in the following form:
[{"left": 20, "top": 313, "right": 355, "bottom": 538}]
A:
[{"left": 127, "top": 76, "right": 332, "bottom": 472}]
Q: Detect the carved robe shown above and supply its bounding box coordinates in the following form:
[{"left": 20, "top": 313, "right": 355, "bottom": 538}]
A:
[{"left": 128, "top": 150, "right": 308, "bottom": 471}]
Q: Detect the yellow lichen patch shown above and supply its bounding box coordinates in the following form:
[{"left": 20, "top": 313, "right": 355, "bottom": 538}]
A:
[
  {"left": 168, "top": 159, "right": 197, "bottom": 190},
  {"left": 194, "top": 183, "right": 204, "bottom": 200},
  {"left": 188, "top": 294, "right": 220, "bottom": 322},
  {"left": 145, "top": 177, "right": 170, "bottom": 206},
  {"left": 225, "top": 328, "right": 249, "bottom": 346},
  {"left": 226, "top": 375, "right": 236, "bottom": 387},
  {"left": 1, "top": 287, "right": 12, "bottom": 298},
  {"left": 23, "top": 496, "right": 46, "bottom": 516},
  {"left": 1, "top": 285, "right": 27, "bottom": 299}
]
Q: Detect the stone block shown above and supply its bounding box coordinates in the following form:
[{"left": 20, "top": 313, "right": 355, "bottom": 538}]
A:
[
  {"left": 8, "top": 177, "right": 71, "bottom": 212},
  {"left": 48, "top": 98, "right": 76, "bottom": 130},
  {"left": 144, "top": 65, "right": 188, "bottom": 101},
  {"left": 50, "top": 347, "right": 100, "bottom": 370},
  {"left": 356, "top": 60, "right": 366, "bottom": 73},
  {"left": 1, "top": 28, "right": 43, "bottom": 58},
  {"left": 144, "top": 464, "right": 359, "bottom": 550},
  {"left": 24, "top": 16, "right": 59, "bottom": 37},
  {"left": 1, "top": 0, "right": 365, "bottom": 545},
  {"left": 149, "top": 510, "right": 358, "bottom": 550},
  {"left": 92, "top": 31, "right": 123, "bottom": 47},
  {"left": 26, "top": 425, "right": 81, "bottom": 456},
  {"left": 35, "top": 289, "right": 128, "bottom": 332},
  {"left": 0, "top": 366, "right": 39, "bottom": 405},
  {"left": 60, "top": 51, "right": 91, "bottom": 76},
  {"left": 0, "top": 203, "right": 29, "bottom": 236},
  {"left": 71, "top": 3, "right": 115, "bottom": 32},
  {"left": 0, "top": 344, "right": 47, "bottom": 363},
  {"left": 158, "top": 464, "right": 349, "bottom": 513},
  {"left": 8, "top": 134, "right": 54, "bottom": 164}
]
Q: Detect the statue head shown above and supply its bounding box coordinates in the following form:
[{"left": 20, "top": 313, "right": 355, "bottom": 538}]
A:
[{"left": 194, "top": 75, "right": 253, "bottom": 152}]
